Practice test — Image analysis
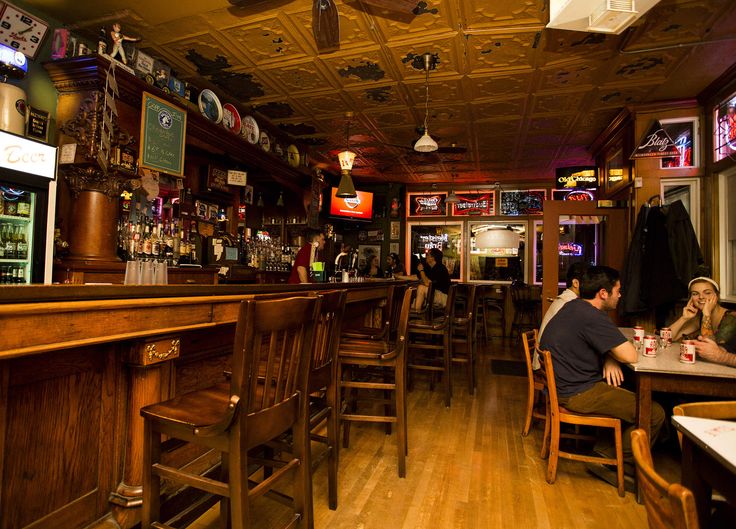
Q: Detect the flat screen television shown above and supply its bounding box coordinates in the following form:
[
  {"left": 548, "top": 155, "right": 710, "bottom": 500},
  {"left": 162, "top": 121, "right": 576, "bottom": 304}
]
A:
[{"left": 329, "top": 187, "right": 373, "bottom": 221}]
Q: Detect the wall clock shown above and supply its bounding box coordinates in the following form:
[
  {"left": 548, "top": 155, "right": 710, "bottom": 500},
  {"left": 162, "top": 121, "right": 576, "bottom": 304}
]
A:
[{"left": 0, "top": 3, "right": 49, "bottom": 60}]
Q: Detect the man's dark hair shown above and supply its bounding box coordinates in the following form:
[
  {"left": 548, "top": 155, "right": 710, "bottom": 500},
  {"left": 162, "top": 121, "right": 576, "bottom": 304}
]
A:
[
  {"left": 305, "top": 228, "right": 324, "bottom": 242},
  {"left": 428, "top": 248, "right": 443, "bottom": 263},
  {"left": 579, "top": 266, "right": 620, "bottom": 300},
  {"left": 566, "top": 261, "right": 589, "bottom": 288}
]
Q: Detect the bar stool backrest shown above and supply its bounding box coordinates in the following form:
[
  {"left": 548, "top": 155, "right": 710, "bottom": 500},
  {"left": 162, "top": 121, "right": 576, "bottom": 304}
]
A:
[
  {"left": 311, "top": 290, "right": 347, "bottom": 389},
  {"left": 230, "top": 296, "right": 322, "bottom": 415}
]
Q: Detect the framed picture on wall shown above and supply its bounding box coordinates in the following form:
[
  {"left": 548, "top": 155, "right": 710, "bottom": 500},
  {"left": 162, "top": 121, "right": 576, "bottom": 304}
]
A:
[
  {"left": 659, "top": 118, "right": 698, "bottom": 169},
  {"left": 604, "top": 146, "right": 629, "bottom": 195},
  {"left": 243, "top": 184, "right": 254, "bottom": 205},
  {"left": 390, "top": 221, "right": 400, "bottom": 240},
  {"left": 358, "top": 244, "right": 381, "bottom": 271},
  {"left": 390, "top": 242, "right": 399, "bottom": 255}
]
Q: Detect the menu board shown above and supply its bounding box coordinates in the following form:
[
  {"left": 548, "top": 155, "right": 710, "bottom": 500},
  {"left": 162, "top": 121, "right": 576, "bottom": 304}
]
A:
[
  {"left": 500, "top": 190, "right": 546, "bottom": 216},
  {"left": 452, "top": 192, "right": 494, "bottom": 216},
  {"left": 139, "top": 92, "right": 187, "bottom": 176},
  {"left": 407, "top": 192, "right": 447, "bottom": 217}
]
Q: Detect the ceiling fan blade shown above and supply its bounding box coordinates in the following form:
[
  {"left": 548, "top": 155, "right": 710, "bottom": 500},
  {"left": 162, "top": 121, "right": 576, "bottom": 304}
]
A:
[
  {"left": 313, "top": 0, "right": 340, "bottom": 52},
  {"left": 360, "top": 0, "right": 418, "bottom": 13}
]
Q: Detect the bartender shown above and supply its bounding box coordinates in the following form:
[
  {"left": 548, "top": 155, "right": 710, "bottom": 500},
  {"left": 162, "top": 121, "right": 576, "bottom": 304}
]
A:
[{"left": 288, "top": 228, "right": 326, "bottom": 284}]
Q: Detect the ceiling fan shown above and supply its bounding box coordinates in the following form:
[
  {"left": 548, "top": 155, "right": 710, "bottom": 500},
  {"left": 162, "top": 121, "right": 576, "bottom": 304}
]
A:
[{"left": 228, "top": 0, "right": 418, "bottom": 52}]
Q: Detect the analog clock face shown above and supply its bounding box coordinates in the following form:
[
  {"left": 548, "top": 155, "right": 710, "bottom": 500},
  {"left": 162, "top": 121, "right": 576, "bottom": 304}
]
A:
[{"left": 0, "top": 4, "right": 49, "bottom": 60}]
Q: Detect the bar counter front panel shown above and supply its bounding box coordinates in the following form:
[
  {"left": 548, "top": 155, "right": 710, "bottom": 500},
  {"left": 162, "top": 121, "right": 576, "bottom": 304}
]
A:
[{"left": 0, "top": 280, "right": 399, "bottom": 529}]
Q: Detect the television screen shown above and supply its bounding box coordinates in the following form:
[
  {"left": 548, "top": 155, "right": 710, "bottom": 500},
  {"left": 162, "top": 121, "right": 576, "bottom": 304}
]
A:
[{"left": 329, "top": 188, "right": 373, "bottom": 221}]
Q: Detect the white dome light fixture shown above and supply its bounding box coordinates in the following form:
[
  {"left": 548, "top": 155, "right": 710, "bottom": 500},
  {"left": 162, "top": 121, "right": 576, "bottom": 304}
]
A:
[{"left": 475, "top": 227, "right": 521, "bottom": 249}]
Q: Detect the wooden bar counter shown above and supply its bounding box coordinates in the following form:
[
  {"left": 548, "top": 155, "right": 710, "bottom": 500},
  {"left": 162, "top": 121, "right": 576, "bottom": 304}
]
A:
[{"left": 0, "top": 280, "right": 399, "bottom": 529}]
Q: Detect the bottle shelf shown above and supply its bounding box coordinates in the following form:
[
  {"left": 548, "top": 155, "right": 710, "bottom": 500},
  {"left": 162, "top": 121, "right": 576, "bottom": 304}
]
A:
[
  {"left": 0, "top": 258, "right": 29, "bottom": 263},
  {"left": 0, "top": 214, "right": 31, "bottom": 222}
]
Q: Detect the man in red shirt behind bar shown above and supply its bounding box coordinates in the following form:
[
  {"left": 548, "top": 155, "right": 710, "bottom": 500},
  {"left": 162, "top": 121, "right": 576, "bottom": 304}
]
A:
[{"left": 288, "top": 229, "right": 325, "bottom": 284}]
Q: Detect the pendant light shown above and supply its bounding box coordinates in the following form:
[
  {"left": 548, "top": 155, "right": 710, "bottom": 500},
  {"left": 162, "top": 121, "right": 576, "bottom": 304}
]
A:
[
  {"left": 414, "top": 53, "right": 438, "bottom": 153},
  {"left": 336, "top": 111, "right": 357, "bottom": 198},
  {"left": 256, "top": 193, "right": 264, "bottom": 208},
  {"left": 445, "top": 172, "right": 459, "bottom": 204},
  {"left": 276, "top": 190, "right": 284, "bottom": 207}
]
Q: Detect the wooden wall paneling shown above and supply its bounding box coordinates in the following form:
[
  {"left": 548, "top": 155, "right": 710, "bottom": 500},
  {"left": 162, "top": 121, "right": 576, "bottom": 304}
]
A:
[{"left": 1, "top": 346, "right": 117, "bottom": 529}]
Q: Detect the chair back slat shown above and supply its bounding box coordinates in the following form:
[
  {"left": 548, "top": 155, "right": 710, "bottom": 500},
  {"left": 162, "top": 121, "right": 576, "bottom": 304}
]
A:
[
  {"left": 631, "top": 429, "right": 700, "bottom": 529},
  {"left": 389, "top": 284, "right": 408, "bottom": 338},
  {"left": 538, "top": 349, "right": 559, "bottom": 419},
  {"left": 521, "top": 330, "right": 538, "bottom": 378},
  {"left": 230, "top": 296, "right": 321, "bottom": 415}
]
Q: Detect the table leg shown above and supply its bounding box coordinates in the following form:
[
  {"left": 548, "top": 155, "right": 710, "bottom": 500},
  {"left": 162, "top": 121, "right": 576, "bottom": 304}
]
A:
[{"left": 680, "top": 437, "right": 711, "bottom": 529}]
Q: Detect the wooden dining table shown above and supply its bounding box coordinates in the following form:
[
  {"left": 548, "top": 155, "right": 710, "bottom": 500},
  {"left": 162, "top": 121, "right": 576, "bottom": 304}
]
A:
[
  {"left": 672, "top": 415, "right": 736, "bottom": 528},
  {"left": 621, "top": 329, "right": 736, "bottom": 439}
]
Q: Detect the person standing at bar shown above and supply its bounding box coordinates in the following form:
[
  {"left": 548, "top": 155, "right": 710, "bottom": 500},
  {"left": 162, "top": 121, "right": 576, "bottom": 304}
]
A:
[{"left": 288, "top": 228, "right": 325, "bottom": 284}]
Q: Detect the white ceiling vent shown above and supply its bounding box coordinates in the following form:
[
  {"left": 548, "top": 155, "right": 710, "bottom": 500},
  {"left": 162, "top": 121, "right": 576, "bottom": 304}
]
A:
[
  {"left": 547, "top": 0, "right": 661, "bottom": 35},
  {"left": 588, "top": 0, "right": 638, "bottom": 33}
]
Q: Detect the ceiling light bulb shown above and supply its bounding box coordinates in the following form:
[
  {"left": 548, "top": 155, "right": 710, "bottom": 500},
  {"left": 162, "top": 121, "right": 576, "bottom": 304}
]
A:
[{"left": 414, "top": 131, "right": 438, "bottom": 152}]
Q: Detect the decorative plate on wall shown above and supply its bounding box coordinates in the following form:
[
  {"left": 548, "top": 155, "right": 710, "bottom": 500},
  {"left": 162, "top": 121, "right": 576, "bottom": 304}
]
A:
[
  {"left": 222, "top": 103, "right": 241, "bottom": 135},
  {"left": 241, "top": 115, "right": 259, "bottom": 144},
  {"left": 198, "top": 89, "right": 223, "bottom": 124},
  {"left": 287, "top": 144, "right": 300, "bottom": 167},
  {"left": 259, "top": 130, "right": 271, "bottom": 151}
]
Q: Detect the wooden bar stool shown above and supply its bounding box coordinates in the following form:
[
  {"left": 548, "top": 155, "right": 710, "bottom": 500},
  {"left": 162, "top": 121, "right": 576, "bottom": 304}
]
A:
[
  {"left": 538, "top": 349, "right": 625, "bottom": 497},
  {"left": 140, "top": 295, "right": 321, "bottom": 529},
  {"left": 407, "top": 285, "right": 456, "bottom": 408},
  {"left": 342, "top": 285, "right": 395, "bottom": 342},
  {"left": 338, "top": 287, "right": 416, "bottom": 478},
  {"left": 451, "top": 283, "right": 477, "bottom": 395}
]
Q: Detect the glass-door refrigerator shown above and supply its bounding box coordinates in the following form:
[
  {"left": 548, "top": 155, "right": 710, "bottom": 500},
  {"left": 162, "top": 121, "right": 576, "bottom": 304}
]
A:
[{"left": 0, "top": 131, "right": 57, "bottom": 284}]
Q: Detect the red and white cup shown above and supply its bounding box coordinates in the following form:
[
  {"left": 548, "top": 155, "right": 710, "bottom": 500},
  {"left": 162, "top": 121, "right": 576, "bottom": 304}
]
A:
[
  {"left": 633, "top": 326, "right": 645, "bottom": 348},
  {"left": 659, "top": 327, "right": 672, "bottom": 347},
  {"left": 643, "top": 335, "right": 658, "bottom": 357},
  {"left": 679, "top": 340, "right": 696, "bottom": 364}
]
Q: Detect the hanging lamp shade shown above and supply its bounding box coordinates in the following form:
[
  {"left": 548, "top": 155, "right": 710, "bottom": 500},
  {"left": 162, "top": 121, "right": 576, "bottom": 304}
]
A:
[
  {"left": 414, "top": 131, "right": 438, "bottom": 152},
  {"left": 338, "top": 149, "right": 356, "bottom": 171},
  {"left": 445, "top": 190, "right": 460, "bottom": 204},
  {"left": 475, "top": 228, "right": 521, "bottom": 249},
  {"left": 276, "top": 191, "right": 284, "bottom": 207},
  {"left": 256, "top": 193, "right": 264, "bottom": 208},
  {"left": 336, "top": 171, "right": 357, "bottom": 198}
]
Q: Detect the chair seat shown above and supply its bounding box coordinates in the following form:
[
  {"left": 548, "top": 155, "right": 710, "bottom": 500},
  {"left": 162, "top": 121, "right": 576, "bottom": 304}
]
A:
[
  {"left": 342, "top": 326, "right": 386, "bottom": 340},
  {"left": 339, "top": 343, "right": 393, "bottom": 359},
  {"left": 408, "top": 316, "right": 448, "bottom": 331},
  {"left": 141, "top": 382, "right": 231, "bottom": 428}
]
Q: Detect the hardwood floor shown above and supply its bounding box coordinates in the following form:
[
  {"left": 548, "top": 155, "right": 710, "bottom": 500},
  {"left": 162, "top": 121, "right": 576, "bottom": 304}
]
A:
[{"left": 189, "top": 335, "right": 650, "bottom": 529}]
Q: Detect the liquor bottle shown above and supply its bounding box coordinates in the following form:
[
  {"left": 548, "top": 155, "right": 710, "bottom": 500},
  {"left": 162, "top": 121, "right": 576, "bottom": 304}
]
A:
[
  {"left": 0, "top": 225, "right": 6, "bottom": 260},
  {"left": 17, "top": 266, "right": 25, "bottom": 284},
  {"left": 4, "top": 197, "right": 17, "bottom": 216},
  {"left": 16, "top": 193, "right": 30, "bottom": 217},
  {"left": 188, "top": 221, "right": 199, "bottom": 265},
  {"left": 151, "top": 222, "right": 160, "bottom": 259},
  {"left": 142, "top": 221, "right": 152, "bottom": 258},
  {"left": 16, "top": 226, "right": 27, "bottom": 260},
  {"left": 172, "top": 221, "right": 181, "bottom": 264},
  {"left": 163, "top": 222, "right": 174, "bottom": 264},
  {"left": 4, "top": 224, "right": 16, "bottom": 259},
  {"left": 11, "top": 266, "right": 18, "bottom": 283},
  {"left": 178, "top": 226, "right": 190, "bottom": 265}
]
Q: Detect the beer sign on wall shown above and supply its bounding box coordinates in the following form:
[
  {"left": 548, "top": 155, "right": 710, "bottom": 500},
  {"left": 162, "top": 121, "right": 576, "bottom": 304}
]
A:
[
  {"left": 452, "top": 192, "right": 495, "bottom": 216},
  {"left": 408, "top": 192, "right": 447, "bottom": 217},
  {"left": 555, "top": 166, "right": 598, "bottom": 189},
  {"left": 500, "top": 189, "right": 546, "bottom": 216},
  {"left": 631, "top": 120, "right": 680, "bottom": 159}
]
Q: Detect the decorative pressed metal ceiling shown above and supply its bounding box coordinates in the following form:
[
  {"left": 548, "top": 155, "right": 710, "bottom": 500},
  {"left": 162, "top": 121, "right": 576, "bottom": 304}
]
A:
[{"left": 25, "top": 0, "right": 736, "bottom": 185}]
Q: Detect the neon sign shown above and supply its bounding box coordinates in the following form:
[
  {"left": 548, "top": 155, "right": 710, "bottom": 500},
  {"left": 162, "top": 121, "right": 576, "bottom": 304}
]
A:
[{"left": 559, "top": 242, "right": 583, "bottom": 256}]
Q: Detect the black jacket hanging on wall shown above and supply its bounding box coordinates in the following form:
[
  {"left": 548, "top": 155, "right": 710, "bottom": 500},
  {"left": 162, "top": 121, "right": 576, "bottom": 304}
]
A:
[{"left": 621, "top": 200, "right": 703, "bottom": 314}]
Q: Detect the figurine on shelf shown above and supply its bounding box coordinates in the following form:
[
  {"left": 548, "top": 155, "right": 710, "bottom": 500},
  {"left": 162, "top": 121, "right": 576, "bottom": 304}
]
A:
[{"left": 109, "top": 23, "right": 140, "bottom": 65}]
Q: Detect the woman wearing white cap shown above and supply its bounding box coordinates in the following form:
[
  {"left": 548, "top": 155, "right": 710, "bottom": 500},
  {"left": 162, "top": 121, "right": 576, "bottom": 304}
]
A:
[{"left": 670, "top": 277, "right": 736, "bottom": 345}]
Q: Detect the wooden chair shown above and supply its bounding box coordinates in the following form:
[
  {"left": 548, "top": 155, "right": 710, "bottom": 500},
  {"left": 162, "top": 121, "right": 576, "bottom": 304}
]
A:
[
  {"left": 538, "top": 349, "right": 625, "bottom": 497},
  {"left": 451, "top": 283, "right": 477, "bottom": 395},
  {"left": 483, "top": 284, "right": 507, "bottom": 338},
  {"left": 338, "top": 287, "right": 416, "bottom": 478},
  {"left": 140, "top": 295, "right": 321, "bottom": 529},
  {"left": 407, "top": 285, "right": 457, "bottom": 407},
  {"left": 672, "top": 401, "right": 736, "bottom": 447},
  {"left": 521, "top": 329, "right": 546, "bottom": 437},
  {"left": 631, "top": 429, "right": 700, "bottom": 529},
  {"left": 472, "top": 284, "right": 489, "bottom": 344}
]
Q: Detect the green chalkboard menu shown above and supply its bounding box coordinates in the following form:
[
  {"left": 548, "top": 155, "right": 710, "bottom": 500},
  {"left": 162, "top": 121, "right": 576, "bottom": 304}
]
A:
[{"left": 139, "top": 92, "right": 187, "bottom": 176}]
